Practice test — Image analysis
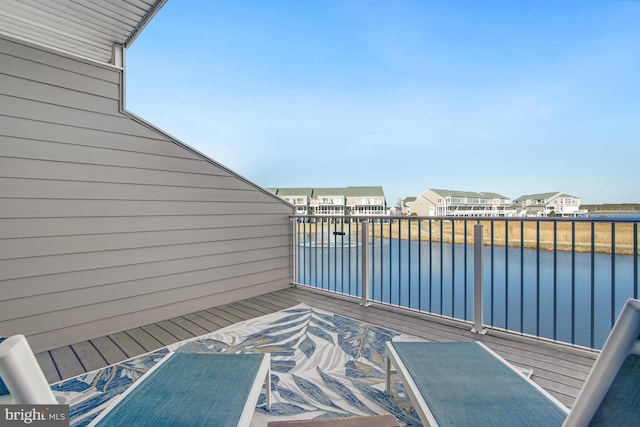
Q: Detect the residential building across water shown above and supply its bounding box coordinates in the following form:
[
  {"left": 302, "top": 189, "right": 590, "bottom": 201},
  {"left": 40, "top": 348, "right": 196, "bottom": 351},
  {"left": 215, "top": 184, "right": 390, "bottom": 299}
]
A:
[
  {"left": 268, "top": 186, "right": 388, "bottom": 217},
  {"left": 408, "top": 189, "right": 588, "bottom": 218},
  {"left": 270, "top": 187, "right": 589, "bottom": 218}
]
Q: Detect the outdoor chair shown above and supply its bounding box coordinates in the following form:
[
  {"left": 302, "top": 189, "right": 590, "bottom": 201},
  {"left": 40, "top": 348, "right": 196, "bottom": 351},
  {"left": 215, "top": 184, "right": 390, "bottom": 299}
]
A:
[
  {"left": 385, "top": 297, "right": 640, "bottom": 427},
  {"left": 0, "top": 334, "right": 58, "bottom": 404},
  {"left": 89, "top": 351, "right": 271, "bottom": 427}
]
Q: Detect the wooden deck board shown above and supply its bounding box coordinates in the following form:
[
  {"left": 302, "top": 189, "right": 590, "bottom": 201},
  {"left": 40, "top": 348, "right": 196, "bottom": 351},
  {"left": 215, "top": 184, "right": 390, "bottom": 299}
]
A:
[
  {"left": 48, "top": 346, "right": 85, "bottom": 380},
  {"left": 182, "top": 313, "right": 221, "bottom": 332},
  {"left": 108, "top": 332, "right": 146, "bottom": 358},
  {"left": 154, "top": 320, "right": 193, "bottom": 341},
  {"left": 70, "top": 341, "right": 107, "bottom": 373},
  {"left": 35, "top": 351, "right": 60, "bottom": 383},
  {"left": 169, "top": 317, "right": 210, "bottom": 337},
  {"left": 209, "top": 305, "right": 250, "bottom": 324},
  {"left": 235, "top": 298, "right": 281, "bottom": 315},
  {"left": 124, "top": 327, "right": 164, "bottom": 352},
  {"left": 140, "top": 324, "right": 178, "bottom": 346},
  {"left": 38, "top": 286, "right": 596, "bottom": 409},
  {"left": 227, "top": 301, "right": 270, "bottom": 318},
  {"left": 90, "top": 337, "right": 127, "bottom": 365},
  {"left": 190, "top": 310, "right": 233, "bottom": 329}
]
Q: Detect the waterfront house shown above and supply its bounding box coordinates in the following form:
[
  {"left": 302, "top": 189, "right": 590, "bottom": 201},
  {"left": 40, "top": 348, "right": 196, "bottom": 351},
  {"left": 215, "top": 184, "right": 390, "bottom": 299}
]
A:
[
  {"left": 514, "top": 192, "right": 588, "bottom": 217},
  {"left": 343, "top": 186, "right": 387, "bottom": 216},
  {"left": 409, "top": 188, "right": 515, "bottom": 217},
  {"left": 308, "top": 187, "right": 347, "bottom": 216},
  {"left": 400, "top": 196, "right": 417, "bottom": 215},
  {"left": 268, "top": 188, "right": 313, "bottom": 215},
  {"left": 272, "top": 186, "right": 387, "bottom": 217}
]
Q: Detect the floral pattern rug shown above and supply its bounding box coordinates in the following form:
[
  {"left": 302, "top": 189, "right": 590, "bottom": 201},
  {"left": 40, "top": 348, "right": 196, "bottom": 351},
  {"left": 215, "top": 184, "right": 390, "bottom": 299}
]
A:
[{"left": 52, "top": 304, "right": 424, "bottom": 426}]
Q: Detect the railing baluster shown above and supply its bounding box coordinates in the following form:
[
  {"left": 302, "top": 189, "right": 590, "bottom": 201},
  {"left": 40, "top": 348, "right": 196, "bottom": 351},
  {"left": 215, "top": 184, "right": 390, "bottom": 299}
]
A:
[
  {"left": 419, "top": 219, "right": 422, "bottom": 312},
  {"left": 571, "top": 221, "right": 576, "bottom": 344},
  {"left": 464, "top": 220, "right": 468, "bottom": 320},
  {"left": 408, "top": 219, "right": 412, "bottom": 309},
  {"left": 520, "top": 220, "right": 524, "bottom": 334},
  {"left": 452, "top": 220, "right": 456, "bottom": 318},
  {"left": 304, "top": 219, "right": 309, "bottom": 284},
  {"left": 314, "top": 219, "right": 318, "bottom": 287},
  {"left": 611, "top": 223, "right": 616, "bottom": 327},
  {"left": 440, "top": 219, "right": 444, "bottom": 315},
  {"left": 635, "top": 223, "right": 638, "bottom": 300},
  {"left": 339, "top": 219, "right": 343, "bottom": 293},
  {"left": 335, "top": 219, "right": 339, "bottom": 292},
  {"left": 356, "top": 218, "right": 360, "bottom": 296},
  {"left": 389, "top": 219, "right": 393, "bottom": 305},
  {"left": 505, "top": 220, "right": 509, "bottom": 331},
  {"left": 536, "top": 221, "right": 541, "bottom": 338},
  {"left": 398, "top": 219, "right": 402, "bottom": 306},
  {"left": 379, "top": 220, "right": 383, "bottom": 302},
  {"left": 553, "top": 221, "right": 558, "bottom": 341},
  {"left": 429, "top": 219, "right": 433, "bottom": 313},
  {"left": 361, "top": 219, "right": 370, "bottom": 306},
  {"left": 348, "top": 219, "right": 352, "bottom": 295},
  {"left": 490, "top": 221, "right": 495, "bottom": 326},
  {"left": 590, "top": 221, "right": 596, "bottom": 349}
]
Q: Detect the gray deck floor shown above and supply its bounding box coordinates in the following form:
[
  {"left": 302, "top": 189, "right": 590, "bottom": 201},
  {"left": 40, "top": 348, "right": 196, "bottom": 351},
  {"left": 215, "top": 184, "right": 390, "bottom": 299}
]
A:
[{"left": 36, "top": 286, "right": 597, "bottom": 409}]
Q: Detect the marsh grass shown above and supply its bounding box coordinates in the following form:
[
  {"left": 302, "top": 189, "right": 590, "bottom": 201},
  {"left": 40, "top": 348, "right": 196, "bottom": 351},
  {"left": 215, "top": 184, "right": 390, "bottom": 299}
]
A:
[{"left": 299, "top": 219, "right": 640, "bottom": 255}]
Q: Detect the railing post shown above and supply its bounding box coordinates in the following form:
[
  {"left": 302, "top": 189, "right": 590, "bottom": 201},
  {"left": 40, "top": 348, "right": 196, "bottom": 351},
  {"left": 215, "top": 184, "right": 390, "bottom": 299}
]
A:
[
  {"left": 472, "top": 221, "right": 487, "bottom": 334},
  {"left": 361, "top": 219, "right": 371, "bottom": 306},
  {"left": 291, "top": 217, "right": 298, "bottom": 285}
]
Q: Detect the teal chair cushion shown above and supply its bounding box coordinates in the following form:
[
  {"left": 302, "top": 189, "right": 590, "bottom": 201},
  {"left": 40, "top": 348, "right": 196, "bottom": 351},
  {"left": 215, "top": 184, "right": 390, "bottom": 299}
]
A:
[
  {"left": 0, "top": 337, "right": 9, "bottom": 396},
  {"left": 589, "top": 354, "right": 640, "bottom": 426}
]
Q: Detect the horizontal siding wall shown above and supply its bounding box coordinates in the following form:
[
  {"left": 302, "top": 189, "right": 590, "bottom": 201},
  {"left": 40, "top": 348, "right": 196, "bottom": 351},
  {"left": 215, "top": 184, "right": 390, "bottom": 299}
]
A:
[{"left": 0, "top": 37, "right": 293, "bottom": 352}]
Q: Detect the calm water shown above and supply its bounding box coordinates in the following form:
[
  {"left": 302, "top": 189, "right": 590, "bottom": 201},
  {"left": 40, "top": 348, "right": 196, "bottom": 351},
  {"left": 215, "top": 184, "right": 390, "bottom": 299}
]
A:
[
  {"left": 590, "top": 213, "right": 640, "bottom": 220},
  {"left": 297, "top": 239, "right": 638, "bottom": 349}
]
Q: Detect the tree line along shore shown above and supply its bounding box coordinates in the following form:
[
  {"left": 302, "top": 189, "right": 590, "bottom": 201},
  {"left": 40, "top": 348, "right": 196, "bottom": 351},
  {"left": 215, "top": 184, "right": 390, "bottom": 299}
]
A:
[
  {"left": 580, "top": 203, "right": 640, "bottom": 213},
  {"left": 298, "top": 219, "right": 639, "bottom": 256}
]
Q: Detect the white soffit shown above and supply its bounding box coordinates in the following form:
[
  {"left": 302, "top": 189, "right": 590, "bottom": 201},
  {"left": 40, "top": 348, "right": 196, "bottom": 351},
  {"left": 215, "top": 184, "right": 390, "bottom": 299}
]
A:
[{"left": 0, "top": 0, "right": 166, "bottom": 64}]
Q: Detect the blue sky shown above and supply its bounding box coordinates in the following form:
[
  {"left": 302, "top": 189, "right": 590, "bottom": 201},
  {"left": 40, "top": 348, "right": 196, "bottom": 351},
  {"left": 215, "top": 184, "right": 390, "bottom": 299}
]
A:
[{"left": 126, "top": 0, "right": 639, "bottom": 205}]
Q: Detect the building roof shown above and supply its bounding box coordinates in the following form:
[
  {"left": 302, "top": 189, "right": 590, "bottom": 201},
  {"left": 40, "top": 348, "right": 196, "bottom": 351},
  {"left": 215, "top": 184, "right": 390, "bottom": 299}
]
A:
[
  {"left": 0, "top": 0, "right": 166, "bottom": 64},
  {"left": 514, "top": 192, "right": 577, "bottom": 202},
  {"left": 342, "top": 186, "right": 385, "bottom": 198},
  {"left": 271, "top": 186, "right": 386, "bottom": 198},
  {"left": 312, "top": 188, "right": 350, "bottom": 197},
  {"left": 480, "top": 192, "right": 509, "bottom": 199},
  {"left": 430, "top": 189, "right": 509, "bottom": 200},
  {"left": 273, "top": 188, "right": 314, "bottom": 197}
]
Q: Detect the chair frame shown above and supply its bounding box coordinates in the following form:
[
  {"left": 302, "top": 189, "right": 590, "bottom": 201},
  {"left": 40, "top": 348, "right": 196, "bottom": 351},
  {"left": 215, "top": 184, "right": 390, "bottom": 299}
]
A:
[
  {"left": 385, "top": 341, "right": 568, "bottom": 426},
  {"left": 0, "top": 334, "right": 57, "bottom": 404},
  {"left": 563, "top": 298, "right": 640, "bottom": 427},
  {"left": 385, "top": 298, "right": 640, "bottom": 427}
]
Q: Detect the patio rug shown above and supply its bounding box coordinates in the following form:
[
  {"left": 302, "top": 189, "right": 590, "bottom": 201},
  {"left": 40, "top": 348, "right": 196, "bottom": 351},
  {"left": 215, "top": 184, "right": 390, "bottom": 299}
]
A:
[{"left": 52, "top": 304, "right": 424, "bottom": 426}]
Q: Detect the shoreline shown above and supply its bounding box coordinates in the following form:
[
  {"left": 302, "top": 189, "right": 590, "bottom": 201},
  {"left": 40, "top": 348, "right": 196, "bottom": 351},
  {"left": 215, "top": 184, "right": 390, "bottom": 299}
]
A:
[
  {"left": 589, "top": 210, "right": 640, "bottom": 213},
  {"left": 588, "top": 212, "right": 640, "bottom": 216}
]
